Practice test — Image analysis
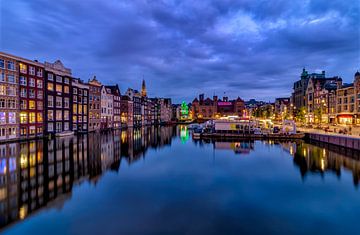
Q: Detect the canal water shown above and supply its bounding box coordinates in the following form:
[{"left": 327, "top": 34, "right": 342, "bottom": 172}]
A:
[{"left": 0, "top": 126, "right": 359, "bottom": 235}]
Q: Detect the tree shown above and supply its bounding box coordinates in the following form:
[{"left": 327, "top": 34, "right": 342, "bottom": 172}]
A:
[
  {"left": 314, "top": 108, "right": 322, "bottom": 124},
  {"left": 296, "top": 106, "right": 306, "bottom": 124}
]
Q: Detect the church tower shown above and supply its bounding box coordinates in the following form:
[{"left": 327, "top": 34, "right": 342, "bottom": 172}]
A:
[{"left": 141, "top": 79, "right": 147, "bottom": 97}]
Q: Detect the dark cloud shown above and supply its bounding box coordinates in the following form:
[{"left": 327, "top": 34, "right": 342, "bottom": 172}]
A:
[{"left": 0, "top": 0, "right": 359, "bottom": 103}]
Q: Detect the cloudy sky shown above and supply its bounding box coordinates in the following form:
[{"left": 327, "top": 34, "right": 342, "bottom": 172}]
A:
[{"left": 1, "top": 0, "right": 359, "bottom": 103}]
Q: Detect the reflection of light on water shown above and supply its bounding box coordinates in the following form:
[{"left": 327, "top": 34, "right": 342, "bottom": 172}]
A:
[
  {"left": 321, "top": 158, "right": 325, "bottom": 171},
  {"left": 19, "top": 206, "right": 27, "bottom": 220},
  {"left": 303, "top": 149, "right": 307, "bottom": 157},
  {"left": 290, "top": 146, "right": 294, "bottom": 155},
  {"left": 121, "top": 131, "right": 127, "bottom": 143},
  {"left": 180, "top": 126, "right": 189, "bottom": 143},
  {"left": 20, "top": 155, "right": 27, "bottom": 168}
]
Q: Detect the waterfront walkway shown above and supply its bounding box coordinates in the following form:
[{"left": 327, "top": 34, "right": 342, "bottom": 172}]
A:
[{"left": 298, "top": 126, "right": 360, "bottom": 139}]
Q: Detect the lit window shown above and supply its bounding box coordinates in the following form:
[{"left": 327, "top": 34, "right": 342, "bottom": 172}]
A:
[
  {"left": 56, "top": 84, "right": 62, "bottom": 93},
  {"left": 37, "top": 113, "right": 43, "bottom": 122},
  {"left": 64, "top": 111, "right": 69, "bottom": 120},
  {"left": 20, "top": 63, "right": 27, "bottom": 73},
  {"left": 0, "top": 85, "right": 5, "bottom": 95},
  {"left": 29, "top": 100, "right": 35, "bottom": 109},
  {"left": 29, "top": 112, "right": 36, "bottom": 123},
  {"left": 20, "top": 112, "right": 27, "bottom": 124},
  {"left": 0, "top": 112, "right": 5, "bottom": 124},
  {"left": 56, "top": 110, "right": 62, "bottom": 120},
  {"left": 64, "top": 86, "right": 69, "bottom": 93},
  {"left": 37, "top": 80, "right": 43, "bottom": 88},
  {"left": 48, "top": 110, "right": 54, "bottom": 121},
  {"left": 47, "top": 83, "right": 54, "bottom": 91}
]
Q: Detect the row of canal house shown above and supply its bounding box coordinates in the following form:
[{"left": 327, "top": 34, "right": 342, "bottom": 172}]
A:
[
  {"left": 292, "top": 68, "right": 360, "bottom": 124},
  {"left": 0, "top": 51, "right": 173, "bottom": 142}
]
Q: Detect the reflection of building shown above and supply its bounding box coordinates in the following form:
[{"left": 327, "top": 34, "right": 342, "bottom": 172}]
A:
[
  {"left": 0, "top": 142, "right": 19, "bottom": 225},
  {"left": 293, "top": 141, "right": 360, "bottom": 185},
  {"left": 0, "top": 126, "right": 177, "bottom": 229},
  {"left": 214, "top": 141, "right": 254, "bottom": 154},
  {"left": 0, "top": 53, "right": 19, "bottom": 141}
]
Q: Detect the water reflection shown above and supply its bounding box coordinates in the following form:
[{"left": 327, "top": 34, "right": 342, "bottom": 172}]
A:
[
  {"left": 0, "top": 126, "right": 175, "bottom": 229},
  {"left": 291, "top": 140, "right": 360, "bottom": 186},
  {"left": 213, "top": 141, "right": 255, "bottom": 154},
  {"left": 1, "top": 126, "right": 360, "bottom": 232}
]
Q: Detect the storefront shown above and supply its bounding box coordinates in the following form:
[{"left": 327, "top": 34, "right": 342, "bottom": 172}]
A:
[{"left": 337, "top": 114, "right": 354, "bottom": 125}]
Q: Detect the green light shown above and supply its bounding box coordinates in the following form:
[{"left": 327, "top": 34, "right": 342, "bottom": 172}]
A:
[{"left": 180, "top": 101, "right": 189, "bottom": 119}]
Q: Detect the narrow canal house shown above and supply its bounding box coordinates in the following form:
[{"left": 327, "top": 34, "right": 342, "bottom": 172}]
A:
[
  {"left": 18, "top": 57, "right": 45, "bottom": 139},
  {"left": 72, "top": 78, "right": 89, "bottom": 133},
  {"left": 88, "top": 76, "right": 102, "bottom": 132},
  {"left": 105, "top": 85, "right": 121, "bottom": 129},
  {"left": 44, "top": 60, "right": 73, "bottom": 136},
  {"left": 125, "top": 88, "right": 142, "bottom": 127},
  {"left": 0, "top": 52, "right": 19, "bottom": 141},
  {"left": 101, "top": 85, "right": 113, "bottom": 130},
  {"left": 120, "top": 95, "right": 133, "bottom": 128},
  {"left": 355, "top": 71, "right": 360, "bottom": 124}
]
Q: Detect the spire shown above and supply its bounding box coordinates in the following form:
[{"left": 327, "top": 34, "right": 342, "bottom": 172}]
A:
[{"left": 141, "top": 78, "right": 147, "bottom": 97}]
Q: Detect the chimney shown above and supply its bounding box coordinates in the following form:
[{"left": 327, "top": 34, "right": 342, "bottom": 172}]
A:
[{"left": 199, "top": 94, "right": 204, "bottom": 102}]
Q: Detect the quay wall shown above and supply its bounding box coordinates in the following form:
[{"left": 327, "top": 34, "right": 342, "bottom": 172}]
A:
[{"left": 307, "top": 133, "right": 360, "bottom": 150}]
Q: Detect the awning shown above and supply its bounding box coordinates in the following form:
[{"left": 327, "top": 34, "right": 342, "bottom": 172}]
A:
[{"left": 337, "top": 114, "right": 354, "bottom": 118}]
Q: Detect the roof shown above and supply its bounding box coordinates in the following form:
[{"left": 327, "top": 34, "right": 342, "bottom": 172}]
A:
[{"left": 105, "top": 85, "right": 121, "bottom": 96}]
